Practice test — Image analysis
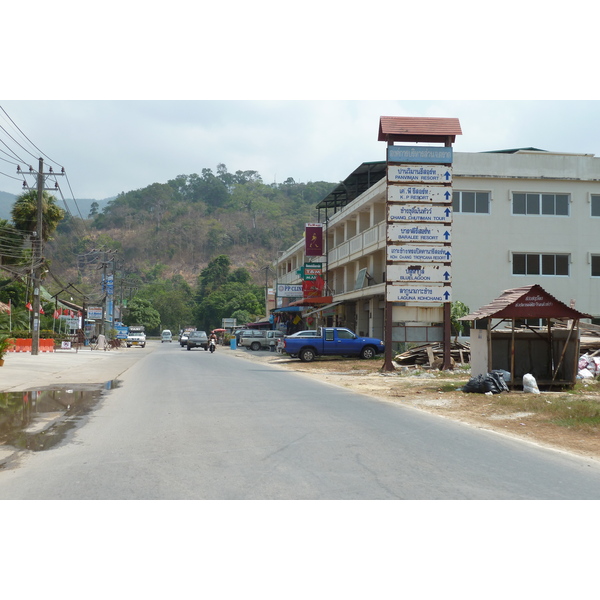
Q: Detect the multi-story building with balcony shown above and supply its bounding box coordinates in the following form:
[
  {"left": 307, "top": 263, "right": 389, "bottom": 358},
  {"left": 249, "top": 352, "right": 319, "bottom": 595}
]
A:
[{"left": 273, "top": 148, "right": 600, "bottom": 349}]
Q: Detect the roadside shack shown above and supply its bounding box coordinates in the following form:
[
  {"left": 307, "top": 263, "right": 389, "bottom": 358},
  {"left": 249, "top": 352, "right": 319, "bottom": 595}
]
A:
[{"left": 461, "top": 284, "right": 591, "bottom": 388}]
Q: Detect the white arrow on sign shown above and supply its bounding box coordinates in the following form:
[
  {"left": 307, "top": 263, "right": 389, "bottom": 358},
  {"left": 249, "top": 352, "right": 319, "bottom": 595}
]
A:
[
  {"left": 387, "top": 263, "right": 452, "bottom": 283},
  {"left": 387, "top": 185, "right": 452, "bottom": 204},
  {"left": 387, "top": 284, "right": 452, "bottom": 303},
  {"left": 387, "top": 244, "right": 452, "bottom": 263},
  {"left": 388, "top": 165, "right": 452, "bottom": 184},
  {"left": 388, "top": 224, "right": 451, "bottom": 243},
  {"left": 388, "top": 204, "right": 452, "bottom": 224}
]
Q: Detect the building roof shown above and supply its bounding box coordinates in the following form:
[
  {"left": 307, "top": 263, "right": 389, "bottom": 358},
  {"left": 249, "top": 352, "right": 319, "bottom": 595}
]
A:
[
  {"left": 378, "top": 116, "right": 462, "bottom": 144},
  {"left": 315, "top": 161, "right": 386, "bottom": 212},
  {"left": 461, "top": 284, "right": 591, "bottom": 321},
  {"left": 482, "top": 147, "right": 548, "bottom": 154}
]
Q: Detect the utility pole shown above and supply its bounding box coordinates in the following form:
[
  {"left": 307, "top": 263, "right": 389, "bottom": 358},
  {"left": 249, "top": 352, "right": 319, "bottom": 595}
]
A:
[
  {"left": 24, "top": 158, "right": 65, "bottom": 356},
  {"left": 31, "top": 158, "right": 44, "bottom": 355}
]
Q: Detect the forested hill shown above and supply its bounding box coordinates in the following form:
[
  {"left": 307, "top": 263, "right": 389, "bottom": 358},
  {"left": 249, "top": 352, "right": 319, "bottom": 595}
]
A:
[{"left": 48, "top": 164, "right": 336, "bottom": 285}]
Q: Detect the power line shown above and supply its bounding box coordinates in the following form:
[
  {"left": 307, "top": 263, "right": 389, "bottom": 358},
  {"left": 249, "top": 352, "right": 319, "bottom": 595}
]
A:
[{"left": 0, "top": 104, "right": 64, "bottom": 169}]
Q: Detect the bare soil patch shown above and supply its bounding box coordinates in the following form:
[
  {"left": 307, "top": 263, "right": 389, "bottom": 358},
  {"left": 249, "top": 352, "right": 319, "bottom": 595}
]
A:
[{"left": 231, "top": 348, "right": 600, "bottom": 462}]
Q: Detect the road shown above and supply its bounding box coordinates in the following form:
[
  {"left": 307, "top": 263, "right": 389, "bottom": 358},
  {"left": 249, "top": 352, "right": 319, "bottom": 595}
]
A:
[{"left": 2, "top": 341, "right": 600, "bottom": 499}]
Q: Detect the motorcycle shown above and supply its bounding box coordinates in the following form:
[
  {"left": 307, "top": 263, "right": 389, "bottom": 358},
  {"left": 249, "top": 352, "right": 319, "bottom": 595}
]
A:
[{"left": 209, "top": 339, "right": 216, "bottom": 353}]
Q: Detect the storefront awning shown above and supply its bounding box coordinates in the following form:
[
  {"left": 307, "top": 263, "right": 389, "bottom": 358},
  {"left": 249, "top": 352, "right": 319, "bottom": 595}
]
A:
[
  {"left": 303, "top": 301, "right": 342, "bottom": 317},
  {"left": 272, "top": 306, "right": 304, "bottom": 313},
  {"left": 288, "top": 296, "right": 333, "bottom": 307}
]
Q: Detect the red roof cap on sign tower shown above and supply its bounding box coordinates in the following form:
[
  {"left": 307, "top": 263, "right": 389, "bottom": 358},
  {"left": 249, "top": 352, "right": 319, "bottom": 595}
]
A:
[{"left": 378, "top": 116, "right": 462, "bottom": 144}]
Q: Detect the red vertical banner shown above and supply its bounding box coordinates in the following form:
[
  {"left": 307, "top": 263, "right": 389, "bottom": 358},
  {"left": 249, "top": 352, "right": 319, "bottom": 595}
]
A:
[{"left": 305, "top": 223, "right": 323, "bottom": 257}]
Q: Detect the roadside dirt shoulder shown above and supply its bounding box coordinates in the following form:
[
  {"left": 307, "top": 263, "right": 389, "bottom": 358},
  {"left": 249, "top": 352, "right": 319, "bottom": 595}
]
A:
[{"left": 229, "top": 347, "right": 600, "bottom": 463}]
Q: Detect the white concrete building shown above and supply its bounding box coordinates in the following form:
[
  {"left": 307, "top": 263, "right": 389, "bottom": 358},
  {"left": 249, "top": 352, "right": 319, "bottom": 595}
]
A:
[{"left": 273, "top": 149, "right": 600, "bottom": 347}]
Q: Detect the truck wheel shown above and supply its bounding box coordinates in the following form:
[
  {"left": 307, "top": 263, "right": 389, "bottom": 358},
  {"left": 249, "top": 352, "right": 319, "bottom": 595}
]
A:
[
  {"left": 299, "top": 348, "right": 316, "bottom": 362},
  {"left": 251, "top": 342, "right": 261, "bottom": 351},
  {"left": 187, "top": 346, "right": 191, "bottom": 351},
  {"left": 360, "top": 346, "right": 376, "bottom": 359}
]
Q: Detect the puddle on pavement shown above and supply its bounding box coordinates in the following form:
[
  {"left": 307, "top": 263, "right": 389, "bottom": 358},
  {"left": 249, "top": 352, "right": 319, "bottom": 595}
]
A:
[{"left": 0, "top": 380, "right": 119, "bottom": 464}]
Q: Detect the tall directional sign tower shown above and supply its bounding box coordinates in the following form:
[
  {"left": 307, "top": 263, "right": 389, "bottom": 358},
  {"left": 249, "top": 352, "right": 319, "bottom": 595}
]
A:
[{"left": 378, "top": 116, "right": 462, "bottom": 371}]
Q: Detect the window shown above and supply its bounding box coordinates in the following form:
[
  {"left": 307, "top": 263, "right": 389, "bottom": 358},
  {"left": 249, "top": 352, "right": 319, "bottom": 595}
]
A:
[
  {"left": 513, "top": 193, "right": 569, "bottom": 216},
  {"left": 452, "top": 191, "right": 490, "bottom": 214},
  {"left": 513, "top": 253, "right": 569, "bottom": 276},
  {"left": 592, "top": 195, "right": 600, "bottom": 217},
  {"left": 592, "top": 255, "right": 600, "bottom": 277}
]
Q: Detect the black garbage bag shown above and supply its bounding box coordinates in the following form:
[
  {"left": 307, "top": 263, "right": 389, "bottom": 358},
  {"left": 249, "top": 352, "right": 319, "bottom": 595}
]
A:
[
  {"left": 463, "top": 374, "right": 486, "bottom": 393},
  {"left": 463, "top": 371, "right": 509, "bottom": 394},
  {"left": 484, "top": 371, "right": 509, "bottom": 394}
]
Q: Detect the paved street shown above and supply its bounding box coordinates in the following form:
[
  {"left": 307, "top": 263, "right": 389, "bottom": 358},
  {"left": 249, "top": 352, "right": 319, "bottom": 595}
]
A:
[{"left": 3, "top": 341, "right": 600, "bottom": 499}]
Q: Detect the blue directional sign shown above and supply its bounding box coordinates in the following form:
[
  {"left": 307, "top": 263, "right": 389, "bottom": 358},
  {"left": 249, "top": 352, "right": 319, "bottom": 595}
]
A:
[{"left": 387, "top": 145, "right": 453, "bottom": 164}]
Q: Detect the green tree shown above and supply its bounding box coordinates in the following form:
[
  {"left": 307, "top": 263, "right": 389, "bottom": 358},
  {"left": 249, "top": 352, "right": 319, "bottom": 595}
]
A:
[
  {"left": 123, "top": 297, "right": 161, "bottom": 333},
  {"left": 197, "top": 255, "right": 231, "bottom": 296},
  {"left": 450, "top": 301, "right": 470, "bottom": 342},
  {"left": 11, "top": 190, "right": 65, "bottom": 241},
  {"left": 88, "top": 201, "right": 100, "bottom": 218}
]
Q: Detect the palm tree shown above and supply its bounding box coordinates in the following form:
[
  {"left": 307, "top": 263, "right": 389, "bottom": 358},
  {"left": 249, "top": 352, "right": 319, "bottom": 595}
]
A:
[{"left": 11, "top": 190, "right": 65, "bottom": 242}]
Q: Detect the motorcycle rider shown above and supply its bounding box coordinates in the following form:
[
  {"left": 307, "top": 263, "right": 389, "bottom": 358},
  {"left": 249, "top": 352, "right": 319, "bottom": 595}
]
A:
[{"left": 209, "top": 332, "right": 218, "bottom": 353}]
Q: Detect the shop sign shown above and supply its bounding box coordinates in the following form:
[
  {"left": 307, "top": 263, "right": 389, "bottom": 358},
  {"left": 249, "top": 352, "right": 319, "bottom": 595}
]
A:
[
  {"left": 303, "top": 262, "right": 322, "bottom": 281},
  {"left": 277, "top": 284, "right": 303, "bottom": 298}
]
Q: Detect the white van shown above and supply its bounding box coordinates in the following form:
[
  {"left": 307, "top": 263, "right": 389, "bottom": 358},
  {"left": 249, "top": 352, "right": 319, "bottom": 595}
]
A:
[{"left": 161, "top": 329, "right": 173, "bottom": 343}]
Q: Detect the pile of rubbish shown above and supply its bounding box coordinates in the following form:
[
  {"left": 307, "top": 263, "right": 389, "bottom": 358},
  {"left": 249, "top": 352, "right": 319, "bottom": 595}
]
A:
[
  {"left": 578, "top": 353, "right": 600, "bottom": 379},
  {"left": 462, "top": 370, "right": 541, "bottom": 395},
  {"left": 462, "top": 370, "right": 510, "bottom": 395}
]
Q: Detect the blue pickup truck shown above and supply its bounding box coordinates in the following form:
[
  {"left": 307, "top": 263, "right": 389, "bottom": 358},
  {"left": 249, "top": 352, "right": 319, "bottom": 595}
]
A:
[{"left": 282, "top": 327, "right": 385, "bottom": 362}]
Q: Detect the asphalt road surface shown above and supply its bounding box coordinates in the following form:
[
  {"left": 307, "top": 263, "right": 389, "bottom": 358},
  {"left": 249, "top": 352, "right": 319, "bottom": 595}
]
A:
[{"left": 2, "top": 342, "right": 600, "bottom": 499}]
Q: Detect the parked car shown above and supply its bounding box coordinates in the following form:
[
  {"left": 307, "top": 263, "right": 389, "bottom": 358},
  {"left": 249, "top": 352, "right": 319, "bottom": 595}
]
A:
[
  {"left": 187, "top": 330, "right": 209, "bottom": 351},
  {"left": 240, "top": 329, "right": 284, "bottom": 351},
  {"left": 161, "top": 329, "right": 173, "bottom": 343},
  {"left": 238, "top": 329, "right": 264, "bottom": 350},
  {"left": 283, "top": 327, "right": 384, "bottom": 362},
  {"left": 286, "top": 330, "right": 318, "bottom": 338},
  {"left": 234, "top": 329, "right": 253, "bottom": 345}
]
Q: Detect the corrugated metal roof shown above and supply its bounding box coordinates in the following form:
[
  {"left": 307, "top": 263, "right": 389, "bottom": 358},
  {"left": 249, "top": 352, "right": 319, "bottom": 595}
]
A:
[
  {"left": 378, "top": 116, "right": 462, "bottom": 143},
  {"left": 315, "top": 161, "right": 386, "bottom": 212},
  {"left": 461, "top": 284, "right": 591, "bottom": 321}
]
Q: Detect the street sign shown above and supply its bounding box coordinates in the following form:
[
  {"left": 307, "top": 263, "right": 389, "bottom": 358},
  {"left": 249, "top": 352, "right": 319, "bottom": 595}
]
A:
[
  {"left": 388, "top": 185, "right": 452, "bottom": 204},
  {"left": 388, "top": 224, "right": 451, "bottom": 243},
  {"left": 387, "top": 263, "right": 452, "bottom": 283},
  {"left": 387, "top": 244, "right": 452, "bottom": 262},
  {"left": 387, "top": 284, "right": 452, "bottom": 303},
  {"left": 87, "top": 306, "right": 103, "bottom": 319},
  {"left": 387, "top": 145, "right": 453, "bottom": 164},
  {"left": 388, "top": 165, "right": 452, "bottom": 184},
  {"left": 388, "top": 204, "right": 452, "bottom": 223}
]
